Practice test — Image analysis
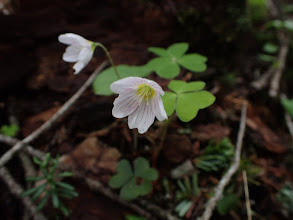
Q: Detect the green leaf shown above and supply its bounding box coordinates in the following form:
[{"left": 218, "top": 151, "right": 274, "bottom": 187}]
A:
[
  {"left": 22, "top": 183, "right": 46, "bottom": 197},
  {"left": 192, "top": 173, "right": 199, "bottom": 196},
  {"left": 167, "top": 43, "right": 189, "bottom": 59},
  {"left": 162, "top": 92, "right": 177, "bottom": 116},
  {"left": 175, "top": 200, "right": 193, "bottom": 217},
  {"left": 57, "top": 172, "right": 73, "bottom": 178},
  {"left": 168, "top": 80, "right": 206, "bottom": 93},
  {"left": 148, "top": 47, "right": 170, "bottom": 57},
  {"left": 284, "top": 20, "right": 293, "bottom": 31},
  {"left": 263, "top": 42, "right": 278, "bottom": 54},
  {"left": 60, "top": 201, "right": 70, "bottom": 217},
  {"left": 37, "top": 193, "right": 50, "bottom": 211},
  {"left": 31, "top": 184, "right": 47, "bottom": 201},
  {"left": 217, "top": 194, "right": 239, "bottom": 215},
  {"left": 120, "top": 177, "right": 140, "bottom": 200},
  {"left": 56, "top": 181, "right": 75, "bottom": 191},
  {"left": 52, "top": 192, "right": 60, "bottom": 208},
  {"left": 137, "top": 179, "right": 152, "bottom": 196},
  {"left": 178, "top": 54, "right": 207, "bottom": 72},
  {"left": 146, "top": 57, "right": 180, "bottom": 79},
  {"left": 258, "top": 53, "right": 275, "bottom": 62},
  {"left": 281, "top": 98, "right": 293, "bottom": 118},
  {"left": 0, "top": 124, "right": 19, "bottom": 137},
  {"left": 134, "top": 157, "right": 158, "bottom": 181},
  {"left": 125, "top": 215, "right": 147, "bottom": 220},
  {"left": 109, "top": 159, "right": 133, "bottom": 189},
  {"left": 26, "top": 176, "right": 44, "bottom": 182},
  {"left": 176, "top": 91, "right": 215, "bottom": 122},
  {"left": 92, "top": 65, "right": 152, "bottom": 95}
]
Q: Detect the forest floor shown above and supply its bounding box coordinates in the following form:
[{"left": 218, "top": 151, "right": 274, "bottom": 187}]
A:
[{"left": 0, "top": 0, "right": 293, "bottom": 220}]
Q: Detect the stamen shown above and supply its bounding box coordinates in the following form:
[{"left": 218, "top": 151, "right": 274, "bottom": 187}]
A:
[{"left": 137, "top": 84, "right": 156, "bottom": 103}]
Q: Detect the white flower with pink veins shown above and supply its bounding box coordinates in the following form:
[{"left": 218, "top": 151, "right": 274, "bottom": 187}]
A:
[
  {"left": 58, "top": 33, "right": 95, "bottom": 74},
  {"left": 110, "top": 77, "right": 168, "bottom": 134}
]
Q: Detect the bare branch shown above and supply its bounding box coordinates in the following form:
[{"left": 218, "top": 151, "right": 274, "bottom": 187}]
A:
[
  {"left": 200, "top": 102, "right": 247, "bottom": 220},
  {"left": 269, "top": 32, "right": 290, "bottom": 97},
  {"left": 0, "top": 61, "right": 108, "bottom": 167},
  {"left": 0, "top": 167, "right": 47, "bottom": 220}
]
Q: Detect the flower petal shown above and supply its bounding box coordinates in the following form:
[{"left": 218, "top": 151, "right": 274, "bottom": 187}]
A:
[
  {"left": 58, "top": 33, "right": 89, "bottom": 47},
  {"left": 110, "top": 77, "right": 145, "bottom": 94},
  {"left": 78, "top": 47, "right": 94, "bottom": 64},
  {"left": 154, "top": 95, "right": 168, "bottom": 121},
  {"left": 128, "top": 101, "right": 155, "bottom": 134},
  {"left": 73, "top": 61, "right": 85, "bottom": 74},
  {"left": 62, "top": 45, "right": 80, "bottom": 62},
  {"left": 112, "top": 92, "right": 139, "bottom": 118}
]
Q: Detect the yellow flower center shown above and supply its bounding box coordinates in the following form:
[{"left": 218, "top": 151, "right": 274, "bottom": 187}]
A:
[{"left": 137, "top": 84, "right": 155, "bottom": 101}]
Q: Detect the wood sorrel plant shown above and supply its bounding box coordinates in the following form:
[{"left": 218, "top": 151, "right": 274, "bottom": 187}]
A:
[{"left": 59, "top": 33, "right": 216, "bottom": 201}]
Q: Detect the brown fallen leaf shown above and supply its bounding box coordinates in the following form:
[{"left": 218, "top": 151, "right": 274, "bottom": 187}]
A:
[
  {"left": 22, "top": 106, "right": 60, "bottom": 136},
  {"left": 163, "top": 134, "right": 194, "bottom": 164},
  {"left": 59, "top": 137, "right": 120, "bottom": 183},
  {"left": 191, "top": 123, "right": 231, "bottom": 142}
]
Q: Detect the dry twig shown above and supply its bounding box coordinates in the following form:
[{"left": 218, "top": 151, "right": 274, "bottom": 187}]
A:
[
  {"left": 0, "top": 61, "right": 108, "bottom": 168},
  {"left": 72, "top": 171, "right": 181, "bottom": 220},
  {"left": 200, "top": 102, "right": 247, "bottom": 220},
  {"left": 243, "top": 170, "right": 252, "bottom": 220},
  {"left": 0, "top": 167, "right": 47, "bottom": 220}
]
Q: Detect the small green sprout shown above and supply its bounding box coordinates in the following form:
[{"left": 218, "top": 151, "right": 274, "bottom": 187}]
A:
[
  {"left": 0, "top": 124, "right": 19, "bottom": 137},
  {"left": 22, "top": 153, "right": 78, "bottom": 217},
  {"left": 175, "top": 173, "right": 200, "bottom": 217},
  {"left": 277, "top": 183, "right": 293, "bottom": 217},
  {"left": 195, "top": 138, "right": 234, "bottom": 172},
  {"left": 109, "top": 157, "right": 158, "bottom": 200}
]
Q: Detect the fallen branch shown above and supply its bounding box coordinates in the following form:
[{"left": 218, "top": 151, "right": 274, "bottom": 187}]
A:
[
  {"left": 269, "top": 32, "right": 290, "bottom": 97},
  {"left": 200, "top": 102, "right": 247, "bottom": 220},
  {"left": 0, "top": 167, "right": 47, "bottom": 220},
  {"left": 73, "top": 170, "right": 181, "bottom": 220},
  {"left": 242, "top": 170, "right": 252, "bottom": 220},
  {"left": 0, "top": 61, "right": 108, "bottom": 168}
]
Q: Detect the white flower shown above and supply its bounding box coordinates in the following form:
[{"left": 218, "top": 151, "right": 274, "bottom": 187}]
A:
[
  {"left": 58, "top": 33, "right": 95, "bottom": 74},
  {"left": 110, "top": 77, "right": 168, "bottom": 134}
]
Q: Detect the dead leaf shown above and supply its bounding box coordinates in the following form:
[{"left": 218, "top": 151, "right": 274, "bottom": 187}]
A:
[
  {"left": 59, "top": 137, "right": 120, "bottom": 182},
  {"left": 163, "top": 134, "right": 194, "bottom": 164},
  {"left": 191, "top": 123, "right": 231, "bottom": 142}
]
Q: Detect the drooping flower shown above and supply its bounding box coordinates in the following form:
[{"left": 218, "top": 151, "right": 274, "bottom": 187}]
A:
[
  {"left": 58, "top": 33, "right": 95, "bottom": 74},
  {"left": 110, "top": 77, "right": 168, "bottom": 134}
]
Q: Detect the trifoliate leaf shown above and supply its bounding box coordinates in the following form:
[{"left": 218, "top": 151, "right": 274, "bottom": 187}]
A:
[
  {"left": 146, "top": 57, "right": 180, "bottom": 79},
  {"left": 109, "top": 159, "right": 133, "bottom": 189},
  {"left": 176, "top": 91, "right": 215, "bottom": 122},
  {"left": 148, "top": 47, "right": 170, "bottom": 57},
  {"left": 168, "top": 80, "right": 206, "bottom": 93},
  {"left": 162, "top": 92, "right": 177, "bottom": 116},
  {"left": 137, "top": 179, "right": 153, "bottom": 196},
  {"left": 134, "top": 157, "right": 158, "bottom": 181},
  {"left": 92, "top": 65, "right": 151, "bottom": 95},
  {"left": 281, "top": 98, "right": 293, "bottom": 118},
  {"left": 120, "top": 177, "right": 140, "bottom": 201},
  {"left": 178, "top": 54, "right": 207, "bottom": 72},
  {"left": 167, "top": 43, "right": 189, "bottom": 59}
]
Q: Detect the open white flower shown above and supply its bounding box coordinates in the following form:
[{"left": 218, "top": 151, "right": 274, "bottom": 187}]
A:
[
  {"left": 58, "top": 33, "right": 95, "bottom": 74},
  {"left": 110, "top": 77, "right": 168, "bottom": 134}
]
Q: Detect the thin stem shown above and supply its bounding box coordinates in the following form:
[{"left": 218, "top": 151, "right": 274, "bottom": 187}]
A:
[
  {"left": 95, "top": 42, "right": 121, "bottom": 79},
  {"left": 152, "top": 115, "right": 174, "bottom": 167}
]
